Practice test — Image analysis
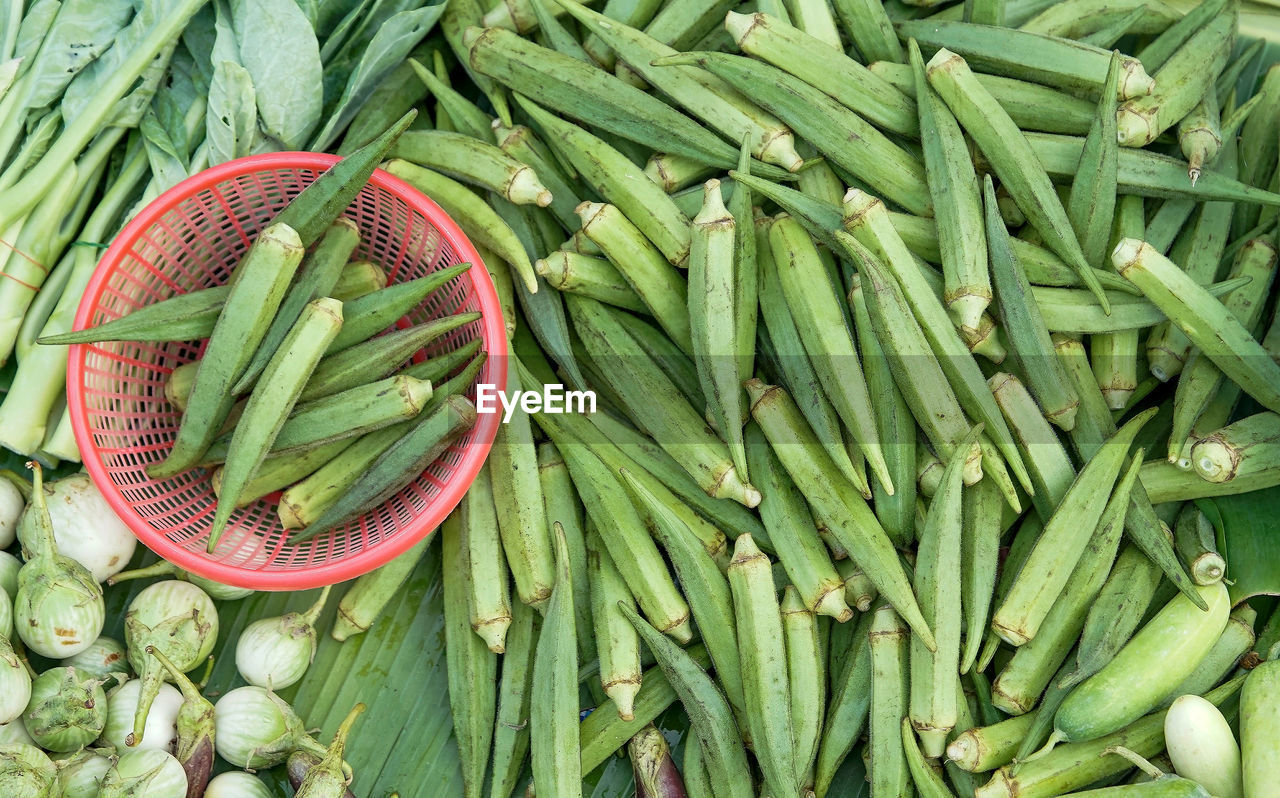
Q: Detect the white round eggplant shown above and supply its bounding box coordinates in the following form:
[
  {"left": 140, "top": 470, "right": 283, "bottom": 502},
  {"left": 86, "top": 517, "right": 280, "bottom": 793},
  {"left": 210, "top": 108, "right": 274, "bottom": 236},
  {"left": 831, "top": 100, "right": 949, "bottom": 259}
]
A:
[
  {"left": 204, "top": 770, "right": 276, "bottom": 798},
  {"left": 0, "top": 638, "right": 31, "bottom": 725},
  {"left": 0, "top": 720, "right": 33, "bottom": 746},
  {"left": 0, "top": 585, "right": 11, "bottom": 640},
  {"left": 62, "top": 635, "right": 129, "bottom": 680},
  {"left": 213, "top": 686, "right": 326, "bottom": 769},
  {"left": 99, "top": 748, "right": 187, "bottom": 798},
  {"left": 235, "top": 586, "right": 330, "bottom": 690},
  {"left": 18, "top": 473, "right": 136, "bottom": 583},
  {"left": 55, "top": 749, "right": 112, "bottom": 798},
  {"left": 0, "top": 477, "right": 23, "bottom": 549},
  {"left": 0, "top": 743, "right": 57, "bottom": 797},
  {"left": 101, "top": 678, "right": 182, "bottom": 753},
  {"left": 0, "top": 550, "right": 19, "bottom": 597}
]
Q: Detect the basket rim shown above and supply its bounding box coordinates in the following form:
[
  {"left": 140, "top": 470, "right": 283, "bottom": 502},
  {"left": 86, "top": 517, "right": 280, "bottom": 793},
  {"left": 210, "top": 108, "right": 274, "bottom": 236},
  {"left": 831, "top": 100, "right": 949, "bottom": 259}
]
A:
[{"left": 67, "top": 151, "right": 507, "bottom": 591}]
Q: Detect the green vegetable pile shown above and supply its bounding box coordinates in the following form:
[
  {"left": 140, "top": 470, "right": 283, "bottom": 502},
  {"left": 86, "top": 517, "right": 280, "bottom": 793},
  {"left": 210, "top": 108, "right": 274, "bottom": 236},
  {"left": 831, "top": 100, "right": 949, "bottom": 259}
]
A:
[{"left": 7, "top": 0, "right": 1280, "bottom": 796}]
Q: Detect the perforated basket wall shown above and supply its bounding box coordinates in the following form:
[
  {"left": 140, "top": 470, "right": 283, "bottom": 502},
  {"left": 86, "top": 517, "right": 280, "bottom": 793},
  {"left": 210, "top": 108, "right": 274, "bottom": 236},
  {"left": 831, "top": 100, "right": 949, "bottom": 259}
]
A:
[{"left": 67, "top": 153, "right": 506, "bottom": 590}]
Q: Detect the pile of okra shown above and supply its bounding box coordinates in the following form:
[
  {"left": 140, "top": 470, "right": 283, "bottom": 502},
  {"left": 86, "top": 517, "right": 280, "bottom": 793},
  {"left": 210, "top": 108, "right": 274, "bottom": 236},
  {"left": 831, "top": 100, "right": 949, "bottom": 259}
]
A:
[
  {"left": 395, "top": 0, "right": 1280, "bottom": 796},
  {"left": 47, "top": 113, "right": 482, "bottom": 551}
]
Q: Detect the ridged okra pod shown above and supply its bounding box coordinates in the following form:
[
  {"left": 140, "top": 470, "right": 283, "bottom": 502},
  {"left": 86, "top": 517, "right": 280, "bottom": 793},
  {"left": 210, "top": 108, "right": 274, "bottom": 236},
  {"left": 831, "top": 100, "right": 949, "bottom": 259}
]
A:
[
  {"left": 782, "top": 585, "right": 823, "bottom": 793},
  {"left": 461, "top": 468, "right": 513, "bottom": 653},
  {"left": 870, "top": 603, "right": 912, "bottom": 798},
  {"left": 1117, "top": 4, "right": 1236, "bottom": 147},
  {"left": 770, "top": 214, "right": 893, "bottom": 494},
  {"left": 745, "top": 425, "right": 850, "bottom": 621},
  {"left": 586, "top": 526, "right": 642, "bottom": 721},
  {"left": 1114, "top": 238, "right": 1280, "bottom": 415},
  {"left": 839, "top": 192, "right": 1033, "bottom": 503},
  {"left": 567, "top": 294, "right": 757, "bottom": 506},
  {"left": 488, "top": 361, "right": 555, "bottom": 613},
  {"left": 389, "top": 129, "right": 553, "bottom": 207},
  {"left": 910, "top": 39, "right": 990, "bottom": 337},
  {"left": 209, "top": 298, "right": 344, "bottom": 550},
  {"left": 983, "top": 176, "right": 1081, "bottom": 430},
  {"left": 688, "top": 180, "right": 747, "bottom": 481},
  {"left": 910, "top": 426, "right": 978, "bottom": 757},
  {"left": 530, "top": 525, "right": 581, "bottom": 798},
  {"left": 535, "top": 442, "right": 592, "bottom": 667},
  {"left": 726, "top": 11, "right": 917, "bottom": 137},
  {"left": 1180, "top": 87, "right": 1222, "bottom": 186},
  {"left": 746, "top": 379, "right": 936, "bottom": 650},
  {"left": 331, "top": 537, "right": 431, "bottom": 642},
  {"left": 946, "top": 713, "right": 1038, "bottom": 773},
  {"left": 555, "top": 441, "right": 692, "bottom": 643},
  {"left": 618, "top": 604, "right": 755, "bottom": 798},
  {"left": 1192, "top": 411, "right": 1280, "bottom": 485},
  {"left": 515, "top": 97, "right": 690, "bottom": 267},
  {"left": 992, "top": 407, "right": 1155, "bottom": 646},
  {"left": 849, "top": 281, "right": 917, "bottom": 547},
  {"left": 899, "top": 20, "right": 1154, "bottom": 99},
  {"left": 991, "top": 452, "right": 1142, "bottom": 715},
  {"left": 1171, "top": 504, "right": 1227, "bottom": 586},
  {"left": 662, "top": 50, "right": 932, "bottom": 217},
  {"left": 535, "top": 251, "right": 645, "bottom": 312},
  {"left": 442, "top": 511, "right": 498, "bottom": 798},
  {"left": 618, "top": 469, "right": 746, "bottom": 723},
  {"left": 729, "top": 533, "right": 798, "bottom": 797},
  {"left": 489, "top": 598, "right": 539, "bottom": 798},
  {"left": 961, "top": 477, "right": 1002, "bottom": 674},
  {"left": 814, "top": 611, "right": 874, "bottom": 798},
  {"left": 555, "top": 1, "right": 804, "bottom": 172},
  {"left": 988, "top": 372, "right": 1075, "bottom": 520},
  {"left": 150, "top": 223, "right": 305, "bottom": 479}
]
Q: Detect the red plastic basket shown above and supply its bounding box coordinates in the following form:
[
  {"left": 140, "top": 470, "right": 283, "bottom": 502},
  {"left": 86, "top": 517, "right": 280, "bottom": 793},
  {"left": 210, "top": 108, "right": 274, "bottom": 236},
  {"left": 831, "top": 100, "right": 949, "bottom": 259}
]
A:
[{"left": 67, "top": 153, "right": 506, "bottom": 591}]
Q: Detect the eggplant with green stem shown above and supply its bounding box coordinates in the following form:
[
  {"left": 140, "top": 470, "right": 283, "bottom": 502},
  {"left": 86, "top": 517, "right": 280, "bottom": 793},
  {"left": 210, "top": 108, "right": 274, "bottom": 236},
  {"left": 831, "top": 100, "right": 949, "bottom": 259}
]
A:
[
  {"left": 21, "top": 666, "right": 106, "bottom": 753},
  {"left": 99, "top": 749, "right": 188, "bottom": 798},
  {"left": 213, "top": 686, "right": 333, "bottom": 772},
  {"left": 293, "top": 703, "right": 364, "bottom": 798},
  {"left": 146, "top": 645, "right": 215, "bottom": 798},
  {"left": 123, "top": 580, "right": 218, "bottom": 748},
  {"left": 12, "top": 461, "right": 103, "bottom": 659},
  {"left": 234, "top": 586, "right": 330, "bottom": 690},
  {"left": 0, "top": 743, "right": 57, "bottom": 797}
]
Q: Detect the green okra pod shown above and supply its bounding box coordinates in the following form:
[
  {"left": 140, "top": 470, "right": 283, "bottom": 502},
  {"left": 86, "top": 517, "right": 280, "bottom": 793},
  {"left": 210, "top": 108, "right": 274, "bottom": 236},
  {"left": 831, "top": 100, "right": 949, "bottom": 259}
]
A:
[
  {"left": 575, "top": 201, "right": 693, "bottom": 354},
  {"left": 556, "top": 440, "right": 693, "bottom": 643},
  {"left": 586, "top": 526, "right": 642, "bottom": 721},
  {"left": 618, "top": 604, "right": 755, "bottom": 798},
  {"left": 406, "top": 58, "right": 494, "bottom": 142},
  {"left": 619, "top": 468, "right": 745, "bottom": 722},
  {"left": 814, "top": 611, "right": 874, "bottom": 798},
  {"left": 1114, "top": 238, "right": 1280, "bottom": 415},
  {"left": 899, "top": 20, "right": 1154, "bottom": 99},
  {"left": 516, "top": 97, "right": 691, "bottom": 267},
  {"left": 39, "top": 285, "right": 232, "bottom": 346},
  {"left": 902, "top": 717, "right": 957, "bottom": 798},
  {"left": 442, "top": 511, "right": 498, "bottom": 798},
  {"left": 993, "top": 408, "right": 1156, "bottom": 646},
  {"left": 331, "top": 535, "right": 432, "bottom": 642},
  {"left": 989, "top": 372, "right": 1075, "bottom": 519},
  {"left": 853, "top": 235, "right": 983, "bottom": 485},
  {"left": 870, "top": 602, "right": 912, "bottom": 798},
  {"left": 910, "top": 39, "right": 991, "bottom": 338},
  {"left": 1118, "top": 0, "right": 1235, "bottom": 147},
  {"left": 688, "top": 179, "right": 747, "bottom": 481},
  {"left": 390, "top": 129, "right": 553, "bottom": 207},
  {"left": 839, "top": 192, "right": 1033, "bottom": 503},
  {"left": 535, "top": 251, "right": 646, "bottom": 313},
  {"left": 1180, "top": 87, "right": 1222, "bottom": 186},
  {"left": 232, "top": 220, "right": 361, "bottom": 395},
  {"left": 745, "top": 424, "right": 850, "bottom": 621},
  {"left": 289, "top": 395, "right": 477, "bottom": 542},
  {"left": 461, "top": 468, "right": 513, "bottom": 654},
  {"left": 1171, "top": 504, "right": 1226, "bottom": 586},
  {"left": 729, "top": 533, "right": 798, "bottom": 798},
  {"left": 771, "top": 214, "right": 893, "bottom": 495},
  {"left": 746, "top": 378, "right": 936, "bottom": 651},
  {"left": 961, "top": 477, "right": 1002, "bottom": 674},
  {"left": 782, "top": 585, "right": 823, "bottom": 793},
  {"left": 910, "top": 426, "right": 979, "bottom": 757},
  {"left": 831, "top": 0, "right": 902, "bottom": 62},
  {"left": 756, "top": 215, "right": 866, "bottom": 493},
  {"left": 726, "top": 11, "right": 918, "bottom": 137},
  {"left": 208, "top": 297, "right": 344, "bottom": 550},
  {"left": 836, "top": 558, "right": 879, "bottom": 614},
  {"left": 567, "top": 294, "right": 757, "bottom": 506},
  {"left": 530, "top": 524, "right": 581, "bottom": 798},
  {"left": 382, "top": 159, "right": 536, "bottom": 293},
  {"left": 946, "top": 713, "right": 1038, "bottom": 773},
  {"left": 849, "top": 280, "right": 917, "bottom": 547},
  {"left": 325, "top": 264, "right": 475, "bottom": 353},
  {"left": 535, "top": 441, "right": 593, "bottom": 669},
  {"left": 729, "top": 141, "right": 758, "bottom": 419},
  {"left": 1192, "top": 411, "right": 1280, "bottom": 485},
  {"left": 984, "top": 175, "right": 1081, "bottom": 430},
  {"left": 488, "top": 598, "right": 539, "bottom": 798},
  {"left": 150, "top": 223, "right": 306, "bottom": 479}
]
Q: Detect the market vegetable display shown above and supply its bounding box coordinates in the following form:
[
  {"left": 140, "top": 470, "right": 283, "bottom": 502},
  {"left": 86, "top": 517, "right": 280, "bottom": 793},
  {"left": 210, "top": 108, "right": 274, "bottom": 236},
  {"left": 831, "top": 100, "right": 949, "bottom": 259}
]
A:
[{"left": 6, "top": 0, "right": 1280, "bottom": 797}]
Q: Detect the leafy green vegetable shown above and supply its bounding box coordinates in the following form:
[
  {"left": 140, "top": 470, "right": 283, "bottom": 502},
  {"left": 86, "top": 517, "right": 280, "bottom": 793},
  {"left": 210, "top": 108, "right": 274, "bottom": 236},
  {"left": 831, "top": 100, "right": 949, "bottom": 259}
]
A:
[
  {"left": 231, "top": 0, "right": 323, "bottom": 149},
  {"left": 1201, "top": 485, "right": 1280, "bottom": 605}
]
